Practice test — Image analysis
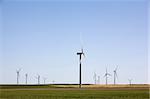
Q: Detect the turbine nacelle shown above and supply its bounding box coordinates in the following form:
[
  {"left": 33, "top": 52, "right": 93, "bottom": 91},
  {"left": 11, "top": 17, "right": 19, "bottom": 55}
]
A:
[
  {"left": 104, "top": 73, "right": 111, "bottom": 77},
  {"left": 16, "top": 68, "right": 21, "bottom": 84},
  {"left": 77, "top": 48, "right": 85, "bottom": 61},
  {"left": 114, "top": 66, "right": 118, "bottom": 79},
  {"left": 16, "top": 68, "right": 21, "bottom": 73},
  {"left": 104, "top": 68, "right": 111, "bottom": 77}
]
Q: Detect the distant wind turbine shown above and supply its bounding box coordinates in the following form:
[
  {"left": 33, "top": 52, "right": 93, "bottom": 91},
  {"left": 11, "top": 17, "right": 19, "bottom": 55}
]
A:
[
  {"left": 77, "top": 48, "right": 85, "bottom": 88},
  {"left": 52, "top": 80, "right": 55, "bottom": 84},
  {"left": 16, "top": 68, "right": 21, "bottom": 84},
  {"left": 104, "top": 68, "right": 111, "bottom": 85},
  {"left": 43, "top": 77, "right": 47, "bottom": 84},
  {"left": 25, "top": 73, "right": 28, "bottom": 84},
  {"left": 113, "top": 66, "right": 118, "bottom": 85},
  {"left": 93, "top": 72, "right": 97, "bottom": 84},
  {"left": 97, "top": 76, "right": 100, "bottom": 84},
  {"left": 35, "top": 74, "right": 40, "bottom": 84},
  {"left": 128, "top": 79, "right": 132, "bottom": 86}
]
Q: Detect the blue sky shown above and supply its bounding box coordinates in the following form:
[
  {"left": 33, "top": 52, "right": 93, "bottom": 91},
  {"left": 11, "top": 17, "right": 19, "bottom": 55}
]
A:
[{"left": 0, "top": 0, "right": 149, "bottom": 84}]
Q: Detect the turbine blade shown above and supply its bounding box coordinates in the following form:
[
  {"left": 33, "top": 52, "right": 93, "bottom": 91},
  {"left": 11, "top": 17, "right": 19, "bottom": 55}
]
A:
[
  {"left": 81, "top": 48, "right": 85, "bottom": 58},
  {"left": 108, "top": 73, "right": 111, "bottom": 76},
  {"left": 103, "top": 74, "right": 107, "bottom": 77},
  {"left": 93, "top": 73, "right": 96, "bottom": 78},
  {"left": 81, "top": 48, "right": 83, "bottom": 53},
  {"left": 81, "top": 49, "right": 84, "bottom": 55},
  {"left": 115, "top": 65, "right": 118, "bottom": 71},
  {"left": 82, "top": 52, "right": 85, "bottom": 57},
  {"left": 19, "top": 68, "right": 22, "bottom": 71}
]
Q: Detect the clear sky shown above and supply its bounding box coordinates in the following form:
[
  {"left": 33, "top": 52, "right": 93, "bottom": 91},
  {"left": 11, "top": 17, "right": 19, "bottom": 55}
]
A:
[{"left": 0, "top": 0, "right": 149, "bottom": 84}]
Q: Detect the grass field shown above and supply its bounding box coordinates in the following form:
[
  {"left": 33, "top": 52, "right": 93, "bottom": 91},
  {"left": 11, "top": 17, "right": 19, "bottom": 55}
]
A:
[{"left": 0, "top": 84, "right": 149, "bottom": 99}]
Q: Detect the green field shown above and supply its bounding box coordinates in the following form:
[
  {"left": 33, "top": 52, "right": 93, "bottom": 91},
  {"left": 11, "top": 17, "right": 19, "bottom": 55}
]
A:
[{"left": 0, "top": 84, "right": 149, "bottom": 99}]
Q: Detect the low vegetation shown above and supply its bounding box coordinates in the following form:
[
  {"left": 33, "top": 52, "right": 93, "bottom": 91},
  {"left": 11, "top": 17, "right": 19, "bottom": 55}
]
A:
[{"left": 0, "top": 84, "right": 149, "bottom": 99}]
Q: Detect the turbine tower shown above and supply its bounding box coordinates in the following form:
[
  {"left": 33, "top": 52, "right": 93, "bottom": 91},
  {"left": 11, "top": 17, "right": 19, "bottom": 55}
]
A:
[
  {"left": 52, "top": 80, "right": 55, "bottom": 84},
  {"left": 16, "top": 68, "right": 21, "bottom": 84},
  {"left": 77, "top": 48, "right": 85, "bottom": 88},
  {"left": 93, "top": 72, "right": 97, "bottom": 84},
  {"left": 35, "top": 74, "right": 40, "bottom": 84},
  {"left": 113, "top": 66, "right": 118, "bottom": 85},
  {"left": 104, "top": 68, "right": 111, "bottom": 85},
  {"left": 128, "top": 79, "right": 132, "bottom": 86},
  {"left": 25, "top": 73, "right": 28, "bottom": 84},
  {"left": 43, "top": 77, "right": 47, "bottom": 84},
  {"left": 97, "top": 76, "right": 100, "bottom": 84}
]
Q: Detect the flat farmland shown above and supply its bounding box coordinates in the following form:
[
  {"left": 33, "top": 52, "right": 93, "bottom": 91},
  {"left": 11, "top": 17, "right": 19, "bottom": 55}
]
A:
[{"left": 0, "top": 84, "right": 149, "bottom": 99}]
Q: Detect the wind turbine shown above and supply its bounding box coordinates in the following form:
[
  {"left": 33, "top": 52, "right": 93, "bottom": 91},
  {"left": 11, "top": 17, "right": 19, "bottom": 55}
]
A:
[
  {"left": 77, "top": 48, "right": 85, "bottom": 88},
  {"left": 35, "top": 74, "right": 40, "bottom": 84},
  {"left": 77, "top": 32, "right": 85, "bottom": 88},
  {"left": 16, "top": 68, "right": 21, "bottom": 84},
  {"left": 113, "top": 66, "right": 118, "bottom": 85},
  {"left": 43, "top": 77, "right": 47, "bottom": 84},
  {"left": 93, "top": 72, "right": 97, "bottom": 84},
  {"left": 104, "top": 68, "right": 111, "bottom": 85},
  {"left": 52, "top": 80, "right": 55, "bottom": 84},
  {"left": 25, "top": 73, "right": 28, "bottom": 84},
  {"left": 128, "top": 79, "right": 132, "bottom": 86},
  {"left": 97, "top": 76, "right": 100, "bottom": 84}
]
